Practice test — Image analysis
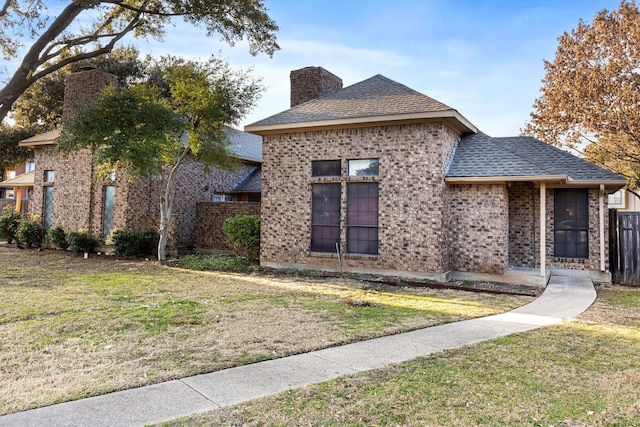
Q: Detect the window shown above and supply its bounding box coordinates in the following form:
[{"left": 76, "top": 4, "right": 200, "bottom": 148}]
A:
[
  {"left": 312, "top": 160, "right": 341, "bottom": 177},
  {"left": 554, "top": 189, "right": 589, "bottom": 258},
  {"left": 103, "top": 186, "right": 115, "bottom": 238},
  {"left": 43, "top": 186, "right": 54, "bottom": 231},
  {"left": 213, "top": 194, "right": 233, "bottom": 202},
  {"left": 25, "top": 161, "right": 35, "bottom": 173},
  {"left": 44, "top": 170, "right": 55, "bottom": 183},
  {"left": 348, "top": 159, "right": 379, "bottom": 177},
  {"left": 311, "top": 183, "right": 340, "bottom": 252},
  {"left": 347, "top": 183, "right": 379, "bottom": 255},
  {"left": 310, "top": 158, "right": 380, "bottom": 255},
  {"left": 608, "top": 190, "right": 624, "bottom": 207}
]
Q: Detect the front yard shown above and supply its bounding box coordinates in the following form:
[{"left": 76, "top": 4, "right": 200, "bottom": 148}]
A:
[
  {"left": 0, "top": 246, "right": 531, "bottom": 415},
  {"left": 165, "top": 286, "right": 640, "bottom": 426}
]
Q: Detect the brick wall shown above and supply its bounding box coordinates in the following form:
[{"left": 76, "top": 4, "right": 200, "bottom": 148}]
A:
[
  {"left": 447, "top": 184, "right": 509, "bottom": 274},
  {"left": 117, "top": 157, "right": 253, "bottom": 251},
  {"left": 33, "top": 147, "right": 253, "bottom": 251},
  {"left": 508, "top": 182, "right": 536, "bottom": 268},
  {"left": 260, "top": 122, "right": 459, "bottom": 276},
  {"left": 508, "top": 184, "right": 609, "bottom": 272},
  {"left": 32, "top": 146, "right": 94, "bottom": 232},
  {"left": 290, "top": 67, "right": 343, "bottom": 107},
  {"left": 195, "top": 202, "right": 261, "bottom": 251}
]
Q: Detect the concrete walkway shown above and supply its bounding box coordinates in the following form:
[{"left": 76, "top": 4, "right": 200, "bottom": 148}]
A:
[{"left": 0, "top": 276, "right": 596, "bottom": 427}]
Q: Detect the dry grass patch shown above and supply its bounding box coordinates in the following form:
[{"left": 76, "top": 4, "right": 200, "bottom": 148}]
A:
[
  {"left": 0, "top": 246, "right": 530, "bottom": 415},
  {"left": 161, "top": 285, "right": 640, "bottom": 427}
]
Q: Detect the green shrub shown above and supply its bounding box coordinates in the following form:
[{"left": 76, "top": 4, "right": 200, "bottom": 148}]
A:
[
  {"left": 15, "top": 217, "right": 43, "bottom": 249},
  {"left": 223, "top": 214, "right": 261, "bottom": 259},
  {"left": 111, "top": 228, "right": 158, "bottom": 256},
  {"left": 67, "top": 230, "right": 99, "bottom": 253},
  {"left": 176, "top": 253, "right": 257, "bottom": 273},
  {"left": 0, "top": 205, "right": 23, "bottom": 243},
  {"left": 48, "top": 225, "right": 69, "bottom": 250}
]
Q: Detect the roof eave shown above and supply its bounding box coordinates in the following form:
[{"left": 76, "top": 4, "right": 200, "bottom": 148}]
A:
[
  {"left": 445, "top": 175, "right": 568, "bottom": 184},
  {"left": 19, "top": 139, "right": 58, "bottom": 149},
  {"left": 245, "top": 110, "right": 478, "bottom": 135},
  {"left": 445, "top": 175, "right": 627, "bottom": 189}
]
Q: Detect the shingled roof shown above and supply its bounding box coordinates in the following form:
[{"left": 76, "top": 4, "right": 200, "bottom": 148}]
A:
[
  {"left": 225, "top": 128, "right": 262, "bottom": 162},
  {"left": 232, "top": 165, "right": 261, "bottom": 193},
  {"left": 446, "top": 132, "right": 626, "bottom": 187},
  {"left": 245, "top": 74, "right": 476, "bottom": 134}
]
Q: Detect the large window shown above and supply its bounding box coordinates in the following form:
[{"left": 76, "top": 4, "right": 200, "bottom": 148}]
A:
[
  {"left": 311, "top": 183, "right": 341, "bottom": 252},
  {"left": 347, "top": 183, "right": 379, "bottom": 255},
  {"left": 554, "top": 189, "right": 589, "bottom": 258},
  {"left": 310, "top": 159, "right": 379, "bottom": 255}
]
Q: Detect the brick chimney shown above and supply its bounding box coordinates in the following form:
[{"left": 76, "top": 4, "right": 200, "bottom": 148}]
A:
[
  {"left": 62, "top": 67, "right": 118, "bottom": 122},
  {"left": 290, "top": 66, "right": 343, "bottom": 107}
]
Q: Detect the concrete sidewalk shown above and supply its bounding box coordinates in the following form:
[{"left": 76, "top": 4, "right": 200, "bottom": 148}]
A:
[{"left": 0, "top": 276, "right": 596, "bottom": 427}]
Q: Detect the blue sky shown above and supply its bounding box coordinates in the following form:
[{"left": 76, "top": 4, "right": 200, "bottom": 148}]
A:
[{"left": 23, "top": 1, "right": 626, "bottom": 136}]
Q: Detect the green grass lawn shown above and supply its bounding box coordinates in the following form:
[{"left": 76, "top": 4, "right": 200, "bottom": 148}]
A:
[
  {"left": 161, "top": 286, "right": 640, "bottom": 427},
  {"left": 0, "top": 247, "right": 530, "bottom": 416}
]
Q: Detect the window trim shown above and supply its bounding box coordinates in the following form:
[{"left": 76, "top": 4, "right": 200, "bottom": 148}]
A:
[
  {"left": 346, "top": 182, "right": 379, "bottom": 255},
  {"left": 310, "top": 182, "right": 341, "bottom": 253}
]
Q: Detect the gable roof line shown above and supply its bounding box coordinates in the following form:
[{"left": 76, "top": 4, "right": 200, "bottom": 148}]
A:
[
  {"left": 245, "top": 73, "right": 478, "bottom": 135},
  {"left": 231, "top": 165, "right": 259, "bottom": 191}
]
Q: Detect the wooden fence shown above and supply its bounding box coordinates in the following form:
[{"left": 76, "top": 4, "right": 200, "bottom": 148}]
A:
[{"left": 610, "top": 209, "right": 640, "bottom": 286}]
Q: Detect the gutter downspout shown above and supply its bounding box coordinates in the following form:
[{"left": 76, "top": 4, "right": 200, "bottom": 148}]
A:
[
  {"left": 540, "top": 182, "right": 546, "bottom": 278},
  {"left": 599, "top": 184, "right": 605, "bottom": 272}
]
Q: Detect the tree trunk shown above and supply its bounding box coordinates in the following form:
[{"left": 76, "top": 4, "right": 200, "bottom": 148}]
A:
[{"left": 157, "top": 147, "right": 190, "bottom": 264}]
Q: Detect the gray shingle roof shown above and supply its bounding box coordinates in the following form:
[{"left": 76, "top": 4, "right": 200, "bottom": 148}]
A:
[
  {"left": 247, "top": 74, "right": 454, "bottom": 126},
  {"left": 232, "top": 166, "right": 261, "bottom": 192},
  {"left": 447, "top": 132, "right": 626, "bottom": 184},
  {"left": 226, "top": 128, "right": 262, "bottom": 162}
]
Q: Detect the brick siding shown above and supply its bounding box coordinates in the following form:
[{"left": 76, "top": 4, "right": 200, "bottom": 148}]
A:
[
  {"left": 260, "top": 122, "right": 459, "bottom": 276},
  {"left": 447, "top": 184, "right": 509, "bottom": 274},
  {"left": 195, "top": 202, "right": 261, "bottom": 251},
  {"left": 508, "top": 182, "right": 536, "bottom": 268}
]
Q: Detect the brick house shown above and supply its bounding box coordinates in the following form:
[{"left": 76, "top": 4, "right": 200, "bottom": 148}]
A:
[
  {"left": 20, "top": 68, "right": 261, "bottom": 252},
  {"left": 245, "top": 66, "right": 626, "bottom": 285}
]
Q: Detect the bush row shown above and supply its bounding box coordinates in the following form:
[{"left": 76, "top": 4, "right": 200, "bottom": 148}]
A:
[
  {"left": 2, "top": 205, "right": 258, "bottom": 260},
  {"left": 1, "top": 205, "right": 157, "bottom": 256}
]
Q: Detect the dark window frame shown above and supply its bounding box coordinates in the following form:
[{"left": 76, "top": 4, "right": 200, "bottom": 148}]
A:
[
  {"left": 310, "top": 183, "right": 341, "bottom": 252},
  {"left": 346, "top": 182, "right": 379, "bottom": 255},
  {"left": 312, "top": 160, "right": 341, "bottom": 177},
  {"left": 554, "top": 188, "right": 589, "bottom": 259}
]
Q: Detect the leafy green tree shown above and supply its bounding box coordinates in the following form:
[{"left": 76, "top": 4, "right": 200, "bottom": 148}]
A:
[
  {"left": 58, "top": 57, "right": 261, "bottom": 263},
  {"left": 523, "top": 0, "right": 640, "bottom": 187},
  {"left": 11, "top": 46, "right": 147, "bottom": 130},
  {"left": 0, "top": 0, "right": 279, "bottom": 125}
]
